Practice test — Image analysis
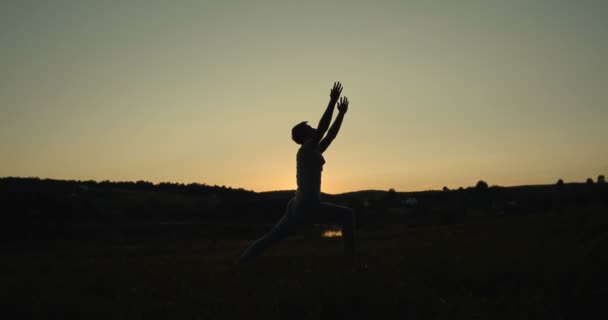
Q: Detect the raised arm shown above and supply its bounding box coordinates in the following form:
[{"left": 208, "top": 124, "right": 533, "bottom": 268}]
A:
[
  {"left": 314, "top": 82, "right": 342, "bottom": 142},
  {"left": 320, "top": 96, "right": 348, "bottom": 153}
]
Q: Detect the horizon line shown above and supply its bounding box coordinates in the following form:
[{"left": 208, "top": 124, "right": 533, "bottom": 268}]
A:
[{"left": 2, "top": 175, "right": 603, "bottom": 195}]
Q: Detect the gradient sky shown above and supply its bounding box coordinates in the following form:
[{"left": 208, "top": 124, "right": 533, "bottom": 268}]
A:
[{"left": 1, "top": 0, "right": 607, "bottom": 193}]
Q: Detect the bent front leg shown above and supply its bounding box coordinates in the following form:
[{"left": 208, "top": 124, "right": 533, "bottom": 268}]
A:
[{"left": 320, "top": 202, "right": 356, "bottom": 262}]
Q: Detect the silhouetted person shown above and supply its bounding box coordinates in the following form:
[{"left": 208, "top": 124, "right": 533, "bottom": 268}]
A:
[{"left": 239, "top": 82, "right": 355, "bottom": 264}]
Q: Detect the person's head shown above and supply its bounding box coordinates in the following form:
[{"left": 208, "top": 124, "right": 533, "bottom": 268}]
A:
[{"left": 291, "top": 121, "right": 317, "bottom": 144}]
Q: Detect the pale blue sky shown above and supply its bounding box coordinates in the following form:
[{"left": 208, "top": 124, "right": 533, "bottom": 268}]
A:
[{"left": 1, "top": 0, "right": 606, "bottom": 192}]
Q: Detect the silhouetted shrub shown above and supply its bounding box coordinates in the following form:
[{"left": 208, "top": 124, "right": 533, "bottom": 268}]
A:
[
  {"left": 598, "top": 175, "right": 606, "bottom": 184},
  {"left": 586, "top": 178, "right": 594, "bottom": 185},
  {"left": 557, "top": 179, "right": 564, "bottom": 186},
  {"left": 475, "top": 180, "right": 488, "bottom": 190},
  {"left": 442, "top": 186, "right": 450, "bottom": 192}
]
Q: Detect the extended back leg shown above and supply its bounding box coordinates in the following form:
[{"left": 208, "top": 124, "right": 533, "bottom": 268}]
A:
[{"left": 239, "top": 199, "right": 297, "bottom": 263}]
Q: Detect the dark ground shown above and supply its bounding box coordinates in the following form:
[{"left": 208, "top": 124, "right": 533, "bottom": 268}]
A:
[{"left": 2, "top": 206, "right": 607, "bottom": 319}]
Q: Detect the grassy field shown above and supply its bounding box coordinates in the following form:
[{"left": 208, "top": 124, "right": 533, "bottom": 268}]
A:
[{"left": 2, "top": 207, "right": 607, "bottom": 319}]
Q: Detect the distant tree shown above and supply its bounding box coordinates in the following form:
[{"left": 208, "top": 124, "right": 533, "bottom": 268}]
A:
[
  {"left": 598, "top": 175, "right": 606, "bottom": 184},
  {"left": 442, "top": 186, "right": 450, "bottom": 191},
  {"left": 475, "top": 180, "right": 488, "bottom": 190},
  {"left": 135, "top": 180, "right": 153, "bottom": 190},
  {"left": 586, "top": 178, "right": 594, "bottom": 185},
  {"left": 556, "top": 179, "right": 564, "bottom": 186}
]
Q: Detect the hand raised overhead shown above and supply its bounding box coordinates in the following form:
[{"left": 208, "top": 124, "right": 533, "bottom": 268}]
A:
[
  {"left": 337, "top": 96, "right": 349, "bottom": 113},
  {"left": 329, "top": 82, "right": 343, "bottom": 101}
]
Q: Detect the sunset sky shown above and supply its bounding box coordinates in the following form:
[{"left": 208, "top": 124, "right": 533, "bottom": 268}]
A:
[{"left": 1, "top": 0, "right": 606, "bottom": 193}]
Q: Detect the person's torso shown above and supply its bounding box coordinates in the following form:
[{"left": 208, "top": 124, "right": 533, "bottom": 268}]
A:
[{"left": 295, "top": 141, "right": 325, "bottom": 202}]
